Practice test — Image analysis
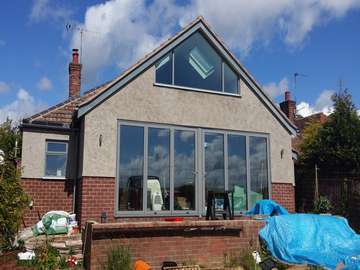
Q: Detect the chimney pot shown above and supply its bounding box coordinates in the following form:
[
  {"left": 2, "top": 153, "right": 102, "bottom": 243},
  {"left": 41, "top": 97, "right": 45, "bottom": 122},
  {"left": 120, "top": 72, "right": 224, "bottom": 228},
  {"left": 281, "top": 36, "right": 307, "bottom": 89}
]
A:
[{"left": 72, "top": 49, "right": 79, "bottom": 64}]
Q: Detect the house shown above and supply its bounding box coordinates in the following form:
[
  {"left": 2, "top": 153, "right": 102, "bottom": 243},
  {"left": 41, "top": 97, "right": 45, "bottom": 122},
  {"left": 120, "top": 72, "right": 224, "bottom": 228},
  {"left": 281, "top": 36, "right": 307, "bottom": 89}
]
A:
[{"left": 20, "top": 17, "right": 297, "bottom": 227}]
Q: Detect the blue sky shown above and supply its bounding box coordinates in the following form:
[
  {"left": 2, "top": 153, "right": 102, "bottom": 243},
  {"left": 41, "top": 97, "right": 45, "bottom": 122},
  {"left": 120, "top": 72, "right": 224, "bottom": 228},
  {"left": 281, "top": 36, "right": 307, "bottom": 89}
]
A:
[{"left": 1, "top": 0, "right": 360, "bottom": 123}]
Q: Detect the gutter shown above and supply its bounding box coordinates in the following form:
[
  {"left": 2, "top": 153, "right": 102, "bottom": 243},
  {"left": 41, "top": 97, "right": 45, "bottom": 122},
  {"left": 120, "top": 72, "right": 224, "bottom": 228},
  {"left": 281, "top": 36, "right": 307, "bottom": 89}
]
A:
[{"left": 20, "top": 122, "right": 78, "bottom": 132}]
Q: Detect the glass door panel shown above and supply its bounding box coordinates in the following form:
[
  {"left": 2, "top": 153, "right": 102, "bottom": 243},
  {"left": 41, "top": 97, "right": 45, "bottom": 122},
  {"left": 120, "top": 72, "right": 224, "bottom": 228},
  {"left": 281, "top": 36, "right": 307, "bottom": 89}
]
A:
[
  {"left": 174, "top": 130, "right": 196, "bottom": 211},
  {"left": 204, "top": 132, "right": 225, "bottom": 205},
  {"left": 147, "top": 127, "right": 170, "bottom": 212}
]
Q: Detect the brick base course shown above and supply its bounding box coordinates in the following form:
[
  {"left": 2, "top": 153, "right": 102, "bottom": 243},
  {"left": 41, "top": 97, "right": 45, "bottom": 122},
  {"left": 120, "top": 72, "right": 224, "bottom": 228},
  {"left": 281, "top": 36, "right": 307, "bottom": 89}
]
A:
[
  {"left": 271, "top": 182, "right": 295, "bottom": 212},
  {"left": 78, "top": 178, "right": 296, "bottom": 225},
  {"left": 21, "top": 178, "right": 74, "bottom": 227},
  {"left": 86, "top": 219, "right": 265, "bottom": 270},
  {"left": 78, "top": 177, "right": 116, "bottom": 225}
]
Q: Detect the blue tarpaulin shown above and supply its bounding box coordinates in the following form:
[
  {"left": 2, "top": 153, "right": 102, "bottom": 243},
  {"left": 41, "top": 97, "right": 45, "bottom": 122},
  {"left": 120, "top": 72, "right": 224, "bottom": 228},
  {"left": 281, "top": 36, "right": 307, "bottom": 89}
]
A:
[
  {"left": 259, "top": 214, "right": 360, "bottom": 270},
  {"left": 246, "top": 199, "right": 289, "bottom": 216}
]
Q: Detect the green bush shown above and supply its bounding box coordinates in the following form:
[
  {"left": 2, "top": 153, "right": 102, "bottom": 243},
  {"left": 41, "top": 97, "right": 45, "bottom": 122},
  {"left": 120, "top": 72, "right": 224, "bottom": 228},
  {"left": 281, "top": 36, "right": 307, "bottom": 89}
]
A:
[
  {"left": 103, "top": 246, "right": 132, "bottom": 270},
  {"left": 33, "top": 240, "right": 61, "bottom": 270},
  {"left": 314, "top": 196, "right": 332, "bottom": 214},
  {"left": 0, "top": 162, "right": 30, "bottom": 250}
]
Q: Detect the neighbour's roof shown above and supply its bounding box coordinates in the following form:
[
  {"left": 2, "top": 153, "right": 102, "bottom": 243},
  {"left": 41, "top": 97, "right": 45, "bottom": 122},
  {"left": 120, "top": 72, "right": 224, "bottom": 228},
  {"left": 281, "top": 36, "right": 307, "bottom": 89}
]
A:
[{"left": 23, "top": 16, "right": 297, "bottom": 135}]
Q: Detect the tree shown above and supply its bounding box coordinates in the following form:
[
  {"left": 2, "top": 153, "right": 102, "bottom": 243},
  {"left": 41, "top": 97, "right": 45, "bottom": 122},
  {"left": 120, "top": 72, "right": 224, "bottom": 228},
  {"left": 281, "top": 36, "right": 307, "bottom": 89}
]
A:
[
  {"left": 300, "top": 90, "right": 360, "bottom": 174},
  {"left": 0, "top": 119, "right": 29, "bottom": 250}
]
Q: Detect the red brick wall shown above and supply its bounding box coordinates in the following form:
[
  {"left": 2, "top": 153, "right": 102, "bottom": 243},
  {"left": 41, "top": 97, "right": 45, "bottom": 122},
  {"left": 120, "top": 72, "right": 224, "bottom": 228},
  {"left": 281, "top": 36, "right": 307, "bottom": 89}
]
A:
[
  {"left": 78, "top": 177, "right": 116, "bottom": 225},
  {"left": 78, "top": 178, "right": 296, "bottom": 225},
  {"left": 271, "top": 182, "right": 295, "bottom": 212},
  {"left": 87, "top": 220, "right": 265, "bottom": 270},
  {"left": 21, "top": 178, "right": 74, "bottom": 227}
]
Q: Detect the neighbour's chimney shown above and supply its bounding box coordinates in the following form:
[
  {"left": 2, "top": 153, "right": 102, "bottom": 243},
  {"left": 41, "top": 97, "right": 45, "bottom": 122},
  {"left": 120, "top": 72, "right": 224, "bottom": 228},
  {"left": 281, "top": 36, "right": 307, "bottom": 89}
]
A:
[
  {"left": 280, "top": 90, "right": 296, "bottom": 123},
  {"left": 68, "top": 49, "right": 81, "bottom": 98}
]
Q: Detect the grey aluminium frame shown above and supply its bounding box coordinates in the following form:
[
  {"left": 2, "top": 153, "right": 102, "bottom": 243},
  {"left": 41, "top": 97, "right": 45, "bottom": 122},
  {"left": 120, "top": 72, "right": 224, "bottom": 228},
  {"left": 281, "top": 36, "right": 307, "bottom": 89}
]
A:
[
  {"left": 201, "top": 129, "right": 270, "bottom": 215},
  {"left": 115, "top": 120, "right": 271, "bottom": 217},
  {"left": 155, "top": 32, "right": 240, "bottom": 96},
  {"left": 115, "top": 120, "right": 199, "bottom": 217}
]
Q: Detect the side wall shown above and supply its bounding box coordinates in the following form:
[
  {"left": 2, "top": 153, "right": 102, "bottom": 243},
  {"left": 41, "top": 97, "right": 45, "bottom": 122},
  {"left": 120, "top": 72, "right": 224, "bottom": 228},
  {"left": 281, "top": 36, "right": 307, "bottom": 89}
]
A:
[{"left": 21, "top": 130, "right": 74, "bottom": 226}]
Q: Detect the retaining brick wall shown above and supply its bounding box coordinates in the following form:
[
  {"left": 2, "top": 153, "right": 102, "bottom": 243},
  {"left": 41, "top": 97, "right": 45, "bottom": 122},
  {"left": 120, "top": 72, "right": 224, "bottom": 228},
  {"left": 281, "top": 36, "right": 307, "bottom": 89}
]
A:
[
  {"left": 21, "top": 178, "right": 73, "bottom": 227},
  {"left": 86, "top": 219, "right": 265, "bottom": 270},
  {"left": 271, "top": 182, "right": 295, "bottom": 212}
]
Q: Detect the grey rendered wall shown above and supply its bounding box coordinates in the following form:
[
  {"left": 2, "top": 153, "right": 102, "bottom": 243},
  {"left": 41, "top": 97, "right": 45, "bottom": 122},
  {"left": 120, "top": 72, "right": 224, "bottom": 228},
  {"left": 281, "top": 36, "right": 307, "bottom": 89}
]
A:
[
  {"left": 81, "top": 66, "right": 294, "bottom": 184},
  {"left": 21, "top": 131, "right": 70, "bottom": 179}
]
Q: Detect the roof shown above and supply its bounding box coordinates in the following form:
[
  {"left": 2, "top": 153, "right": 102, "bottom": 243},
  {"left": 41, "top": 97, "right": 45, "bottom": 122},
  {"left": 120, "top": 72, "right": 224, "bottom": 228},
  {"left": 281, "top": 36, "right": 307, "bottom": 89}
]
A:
[
  {"left": 23, "top": 80, "right": 113, "bottom": 126},
  {"left": 23, "top": 16, "right": 297, "bottom": 135}
]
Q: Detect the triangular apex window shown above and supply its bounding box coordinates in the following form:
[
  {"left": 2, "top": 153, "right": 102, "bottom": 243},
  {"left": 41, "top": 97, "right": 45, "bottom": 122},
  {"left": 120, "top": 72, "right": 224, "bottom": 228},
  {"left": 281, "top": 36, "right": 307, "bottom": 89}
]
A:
[{"left": 155, "top": 31, "right": 239, "bottom": 94}]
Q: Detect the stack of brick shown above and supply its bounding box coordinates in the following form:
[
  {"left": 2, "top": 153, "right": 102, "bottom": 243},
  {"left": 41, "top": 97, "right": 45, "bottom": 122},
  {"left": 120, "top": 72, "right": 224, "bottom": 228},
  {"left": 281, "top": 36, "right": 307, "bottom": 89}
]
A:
[{"left": 23, "top": 233, "right": 83, "bottom": 261}]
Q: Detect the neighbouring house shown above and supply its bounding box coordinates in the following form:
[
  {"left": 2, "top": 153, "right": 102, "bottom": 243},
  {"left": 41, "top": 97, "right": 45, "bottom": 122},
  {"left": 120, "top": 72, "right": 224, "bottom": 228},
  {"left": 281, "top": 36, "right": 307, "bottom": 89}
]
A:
[{"left": 20, "top": 17, "right": 297, "bottom": 227}]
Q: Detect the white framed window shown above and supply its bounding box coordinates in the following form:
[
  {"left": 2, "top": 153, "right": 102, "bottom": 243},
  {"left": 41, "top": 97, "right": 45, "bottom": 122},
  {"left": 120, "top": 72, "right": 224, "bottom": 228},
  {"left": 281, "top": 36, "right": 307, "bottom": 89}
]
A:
[{"left": 44, "top": 141, "right": 68, "bottom": 178}]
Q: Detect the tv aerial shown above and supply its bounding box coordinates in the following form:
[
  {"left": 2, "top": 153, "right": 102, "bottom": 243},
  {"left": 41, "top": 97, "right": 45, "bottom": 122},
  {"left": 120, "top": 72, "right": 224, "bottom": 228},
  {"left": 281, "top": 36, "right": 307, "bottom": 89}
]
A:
[{"left": 65, "top": 23, "right": 100, "bottom": 63}]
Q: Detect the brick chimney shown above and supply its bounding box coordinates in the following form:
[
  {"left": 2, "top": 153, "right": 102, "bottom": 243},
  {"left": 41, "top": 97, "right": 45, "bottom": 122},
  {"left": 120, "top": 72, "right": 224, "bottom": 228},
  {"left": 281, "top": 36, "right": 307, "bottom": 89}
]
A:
[
  {"left": 68, "top": 49, "right": 81, "bottom": 98},
  {"left": 280, "top": 90, "right": 296, "bottom": 123}
]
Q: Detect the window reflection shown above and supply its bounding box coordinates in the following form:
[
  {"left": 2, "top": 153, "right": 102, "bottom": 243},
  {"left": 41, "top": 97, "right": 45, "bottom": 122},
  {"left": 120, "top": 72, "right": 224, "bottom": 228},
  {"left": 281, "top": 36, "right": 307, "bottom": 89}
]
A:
[
  {"left": 174, "top": 130, "right": 196, "bottom": 211},
  {"left": 224, "top": 63, "right": 238, "bottom": 94},
  {"left": 147, "top": 128, "right": 170, "bottom": 211},
  {"left": 118, "top": 125, "right": 144, "bottom": 211},
  {"left": 45, "top": 141, "right": 67, "bottom": 177},
  {"left": 250, "top": 136, "right": 269, "bottom": 207},
  {"left": 155, "top": 53, "right": 173, "bottom": 84},
  {"left": 174, "top": 32, "right": 222, "bottom": 91},
  {"left": 228, "top": 134, "right": 247, "bottom": 211},
  {"left": 204, "top": 133, "right": 225, "bottom": 204}
]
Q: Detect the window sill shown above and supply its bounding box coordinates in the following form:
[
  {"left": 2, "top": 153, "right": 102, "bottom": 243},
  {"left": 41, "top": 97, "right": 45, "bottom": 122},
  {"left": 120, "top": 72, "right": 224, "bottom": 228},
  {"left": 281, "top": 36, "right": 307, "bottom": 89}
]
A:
[
  {"left": 42, "top": 176, "right": 67, "bottom": 180},
  {"left": 154, "top": 83, "right": 241, "bottom": 97}
]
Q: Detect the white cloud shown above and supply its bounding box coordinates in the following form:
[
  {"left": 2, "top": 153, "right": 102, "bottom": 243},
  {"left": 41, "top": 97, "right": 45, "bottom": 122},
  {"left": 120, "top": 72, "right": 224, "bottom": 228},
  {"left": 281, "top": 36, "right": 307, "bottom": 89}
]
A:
[
  {"left": 71, "top": 0, "right": 360, "bottom": 83},
  {"left": 0, "top": 89, "right": 47, "bottom": 124},
  {"left": 0, "top": 81, "right": 10, "bottom": 93},
  {"left": 263, "top": 77, "right": 289, "bottom": 98},
  {"left": 29, "top": 0, "right": 71, "bottom": 23},
  {"left": 70, "top": 0, "right": 183, "bottom": 81},
  {"left": 37, "top": 76, "right": 53, "bottom": 91},
  {"left": 297, "top": 89, "right": 335, "bottom": 117}
]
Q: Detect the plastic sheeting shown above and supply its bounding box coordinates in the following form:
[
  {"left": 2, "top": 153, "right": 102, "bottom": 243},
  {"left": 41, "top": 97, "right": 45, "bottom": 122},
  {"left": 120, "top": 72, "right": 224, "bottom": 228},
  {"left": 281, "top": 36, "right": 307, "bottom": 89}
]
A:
[
  {"left": 259, "top": 214, "right": 360, "bottom": 270},
  {"left": 246, "top": 199, "right": 289, "bottom": 216}
]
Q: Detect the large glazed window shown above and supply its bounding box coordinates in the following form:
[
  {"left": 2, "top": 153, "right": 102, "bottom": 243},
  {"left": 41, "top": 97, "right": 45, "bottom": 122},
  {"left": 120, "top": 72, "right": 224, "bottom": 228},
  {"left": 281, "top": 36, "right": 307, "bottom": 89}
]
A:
[
  {"left": 45, "top": 141, "right": 68, "bottom": 177},
  {"left": 118, "top": 125, "right": 144, "bottom": 211},
  {"left": 117, "top": 121, "right": 270, "bottom": 216},
  {"left": 249, "top": 136, "right": 269, "bottom": 207},
  {"left": 227, "top": 134, "right": 247, "bottom": 211},
  {"left": 155, "top": 31, "right": 239, "bottom": 94},
  {"left": 147, "top": 127, "right": 170, "bottom": 211},
  {"left": 174, "top": 130, "right": 196, "bottom": 211}
]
